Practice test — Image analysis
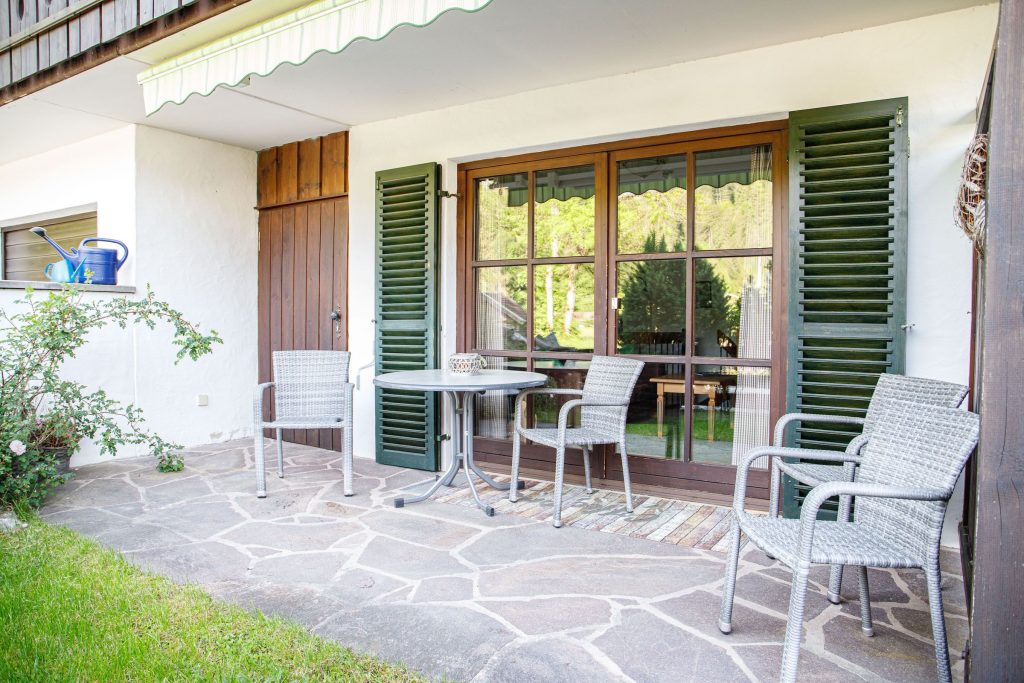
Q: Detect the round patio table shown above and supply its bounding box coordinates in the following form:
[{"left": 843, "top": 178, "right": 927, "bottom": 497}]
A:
[{"left": 374, "top": 369, "right": 547, "bottom": 516}]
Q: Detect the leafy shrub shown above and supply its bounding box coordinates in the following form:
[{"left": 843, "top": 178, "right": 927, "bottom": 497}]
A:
[{"left": 0, "top": 283, "right": 221, "bottom": 508}]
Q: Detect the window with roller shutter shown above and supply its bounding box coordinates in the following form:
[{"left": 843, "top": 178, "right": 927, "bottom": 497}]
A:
[
  {"left": 1, "top": 213, "right": 97, "bottom": 282},
  {"left": 374, "top": 163, "right": 441, "bottom": 471},
  {"left": 782, "top": 98, "right": 908, "bottom": 518}
]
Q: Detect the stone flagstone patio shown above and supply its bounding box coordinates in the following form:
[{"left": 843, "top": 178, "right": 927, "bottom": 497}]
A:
[{"left": 42, "top": 439, "right": 968, "bottom": 682}]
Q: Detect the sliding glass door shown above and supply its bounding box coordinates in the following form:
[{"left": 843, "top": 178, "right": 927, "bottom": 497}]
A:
[{"left": 460, "top": 124, "right": 785, "bottom": 496}]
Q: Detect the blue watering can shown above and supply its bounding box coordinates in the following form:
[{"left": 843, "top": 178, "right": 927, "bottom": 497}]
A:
[{"left": 30, "top": 227, "right": 129, "bottom": 286}]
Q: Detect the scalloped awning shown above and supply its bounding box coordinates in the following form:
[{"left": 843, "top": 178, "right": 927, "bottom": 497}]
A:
[{"left": 137, "top": 0, "right": 494, "bottom": 115}]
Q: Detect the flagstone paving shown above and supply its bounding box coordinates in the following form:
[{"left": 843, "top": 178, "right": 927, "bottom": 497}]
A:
[{"left": 43, "top": 439, "right": 968, "bottom": 682}]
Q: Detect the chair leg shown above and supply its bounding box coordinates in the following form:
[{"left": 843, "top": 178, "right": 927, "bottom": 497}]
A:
[
  {"left": 925, "top": 560, "right": 953, "bottom": 683},
  {"left": 857, "top": 566, "right": 874, "bottom": 636},
  {"left": 828, "top": 565, "right": 845, "bottom": 605},
  {"left": 552, "top": 446, "right": 566, "bottom": 528},
  {"left": 828, "top": 492, "right": 855, "bottom": 604},
  {"left": 275, "top": 429, "right": 285, "bottom": 478},
  {"left": 342, "top": 426, "right": 354, "bottom": 497},
  {"left": 582, "top": 445, "right": 593, "bottom": 494},
  {"left": 780, "top": 563, "right": 811, "bottom": 683},
  {"left": 718, "top": 515, "right": 742, "bottom": 634},
  {"left": 509, "top": 433, "right": 522, "bottom": 503},
  {"left": 255, "top": 430, "right": 267, "bottom": 498},
  {"left": 619, "top": 439, "right": 634, "bottom": 513}
]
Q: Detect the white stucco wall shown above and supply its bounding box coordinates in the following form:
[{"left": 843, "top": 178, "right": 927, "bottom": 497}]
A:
[
  {"left": 345, "top": 5, "right": 998, "bottom": 544},
  {"left": 0, "top": 125, "right": 257, "bottom": 465}
]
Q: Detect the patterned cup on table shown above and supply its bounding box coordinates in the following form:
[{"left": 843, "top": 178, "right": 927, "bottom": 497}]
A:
[{"left": 447, "top": 353, "right": 487, "bottom": 375}]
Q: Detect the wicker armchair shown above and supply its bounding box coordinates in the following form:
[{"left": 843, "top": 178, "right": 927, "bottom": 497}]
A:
[
  {"left": 720, "top": 399, "right": 979, "bottom": 683},
  {"left": 509, "top": 356, "right": 644, "bottom": 528},
  {"left": 770, "top": 373, "right": 967, "bottom": 603},
  {"left": 253, "top": 351, "right": 354, "bottom": 498}
]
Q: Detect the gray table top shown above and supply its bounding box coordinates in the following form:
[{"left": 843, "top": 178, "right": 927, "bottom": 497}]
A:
[{"left": 373, "top": 369, "right": 548, "bottom": 392}]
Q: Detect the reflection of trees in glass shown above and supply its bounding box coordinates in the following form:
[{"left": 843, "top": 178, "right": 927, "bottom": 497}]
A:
[
  {"left": 476, "top": 266, "right": 528, "bottom": 350},
  {"left": 617, "top": 187, "right": 687, "bottom": 254},
  {"left": 617, "top": 237, "right": 686, "bottom": 353},
  {"left": 694, "top": 179, "right": 773, "bottom": 250},
  {"left": 532, "top": 193, "right": 596, "bottom": 351},
  {"left": 533, "top": 263, "right": 595, "bottom": 351},
  {"left": 476, "top": 176, "right": 527, "bottom": 260},
  {"left": 695, "top": 260, "right": 737, "bottom": 351},
  {"left": 616, "top": 235, "right": 737, "bottom": 356},
  {"left": 535, "top": 195, "right": 595, "bottom": 257}
]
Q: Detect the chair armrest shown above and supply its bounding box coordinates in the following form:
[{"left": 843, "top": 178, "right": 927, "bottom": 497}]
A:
[
  {"left": 773, "top": 412, "right": 866, "bottom": 447},
  {"left": 513, "top": 388, "right": 583, "bottom": 432},
  {"left": 733, "top": 446, "right": 784, "bottom": 514},
  {"left": 253, "top": 382, "right": 275, "bottom": 426},
  {"left": 737, "top": 446, "right": 863, "bottom": 515},
  {"left": 556, "top": 397, "right": 628, "bottom": 428},
  {"left": 795, "top": 482, "right": 949, "bottom": 561}
]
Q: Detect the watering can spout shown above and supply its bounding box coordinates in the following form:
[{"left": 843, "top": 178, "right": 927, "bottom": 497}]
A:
[{"left": 30, "top": 227, "right": 78, "bottom": 262}]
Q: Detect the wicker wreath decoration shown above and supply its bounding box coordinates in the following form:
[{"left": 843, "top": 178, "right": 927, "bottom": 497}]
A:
[{"left": 954, "top": 133, "right": 988, "bottom": 256}]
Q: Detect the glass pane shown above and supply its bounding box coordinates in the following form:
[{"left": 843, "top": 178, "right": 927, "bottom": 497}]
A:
[
  {"left": 694, "top": 257, "right": 772, "bottom": 360},
  {"left": 475, "top": 266, "right": 528, "bottom": 351},
  {"left": 531, "top": 359, "right": 592, "bottom": 430},
  {"left": 691, "top": 365, "right": 771, "bottom": 469},
  {"left": 694, "top": 145, "right": 773, "bottom": 250},
  {"left": 617, "top": 154, "right": 687, "bottom": 254},
  {"left": 533, "top": 263, "right": 595, "bottom": 352},
  {"left": 534, "top": 165, "right": 596, "bottom": 258},
  {"left": 474, "top": 356, "right": 527, "bottom": 439},
  {"left": 475, "top": 174, "right": 528, "bottom": 260},
  {"left": 623, "top": 362, "right": 687, "bottom": 459},
  {"left": 615, "top": 259, "right": 686, "bottom": 355}
]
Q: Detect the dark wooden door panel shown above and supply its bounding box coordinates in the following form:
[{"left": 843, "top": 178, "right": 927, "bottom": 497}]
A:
[{"left": 257, "top": 198, "right": 348, "bottom": 449}]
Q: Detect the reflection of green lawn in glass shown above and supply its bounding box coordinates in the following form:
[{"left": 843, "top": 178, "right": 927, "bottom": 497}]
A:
[
  {"left": 535, "top": 408, "right": 734, "bottom": 442},
  {"left": 624, "top": 410, "right": 735, "bottom": 463},
  {"left": 626, "top": 411, "right": 734, "bottom": 442}
]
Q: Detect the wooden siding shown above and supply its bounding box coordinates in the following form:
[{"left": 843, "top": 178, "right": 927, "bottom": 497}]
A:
[
  {"left": 0, "top": 0, "right": 249, "bottom": 102},
  {"left": 257, "top": 132, "right": 349, "bottom": 450},
  {"left": 257, "top": 132, "right": 348, "bottom": 208}
]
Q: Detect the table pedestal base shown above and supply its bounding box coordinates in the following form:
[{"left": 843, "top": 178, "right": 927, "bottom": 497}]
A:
[{"left": 393, "top": 390, "right": 524, "bottom": 516}]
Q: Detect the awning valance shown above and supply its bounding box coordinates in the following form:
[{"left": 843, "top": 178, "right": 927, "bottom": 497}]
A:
[{"left": 137, "top": 0, "right": 494, "bottom": 115}]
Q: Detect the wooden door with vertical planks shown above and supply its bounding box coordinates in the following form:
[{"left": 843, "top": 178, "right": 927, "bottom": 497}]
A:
[{"left": 257, "top": 132, "right": 349, "bottom": 449}]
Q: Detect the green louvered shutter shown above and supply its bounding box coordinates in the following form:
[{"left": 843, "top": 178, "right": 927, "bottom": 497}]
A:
[
  {"left": 782, "top": 98, "right": 908, "bottom": 518},
  {"left": 374, "top": 163, "right": 440, "bottom": 471}
]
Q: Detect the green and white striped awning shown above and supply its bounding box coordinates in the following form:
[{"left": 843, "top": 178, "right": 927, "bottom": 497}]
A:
[{"left": 137, "top": 0, "right": 494, "bottom": 115}]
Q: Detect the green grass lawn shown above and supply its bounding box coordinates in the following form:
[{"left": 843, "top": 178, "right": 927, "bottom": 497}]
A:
[{"left": 0, "top": 518, "right": 421, "bottom": 683}]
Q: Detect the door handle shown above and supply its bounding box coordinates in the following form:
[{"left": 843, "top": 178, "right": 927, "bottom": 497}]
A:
[{"left": 330, "top": 307, "right": 342, "bottom": 339}]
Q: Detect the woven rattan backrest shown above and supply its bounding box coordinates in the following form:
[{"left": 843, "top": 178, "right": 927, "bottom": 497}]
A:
[
  {"left": 580, "top": 356, "right": 645, "bottom": 433},
  {"left": 856, "top": 399, "right": 979, "bottom": 554},
  {"left": 272, "top": 351, "right": 351, "bottom": 420},
  {"left": 862, "top": 374, "right": 969, "bottom": 433}
]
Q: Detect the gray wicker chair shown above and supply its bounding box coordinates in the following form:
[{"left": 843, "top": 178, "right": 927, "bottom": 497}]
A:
[
  {"left": 720, "top": 398, "right": 979, "bottom": 683},
  {"left": 509, "top": 356, "right": 644, "bottom": 528},
  {"left": 253, "top": 350, "right": 354, "bottom": 499},
  {"left": 770, "top": 373, "right": 968, "bottom": 603}
]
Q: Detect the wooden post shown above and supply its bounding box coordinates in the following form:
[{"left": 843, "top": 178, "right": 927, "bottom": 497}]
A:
[{"left": 967, "top": 0, "right": 1024, "bottom": 679}]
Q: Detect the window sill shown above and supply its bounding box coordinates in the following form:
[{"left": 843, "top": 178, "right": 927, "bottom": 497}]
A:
[{"left": 0, "top": 280, "right": 136, "bottom": 294}]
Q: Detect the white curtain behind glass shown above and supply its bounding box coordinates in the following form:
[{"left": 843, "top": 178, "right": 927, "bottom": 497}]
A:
[
  {"left": 476, "top": 284, "right": 512, "bottom": 439},
  {"left": 731, "top": 145, "right": 773, "bottom": 468}
]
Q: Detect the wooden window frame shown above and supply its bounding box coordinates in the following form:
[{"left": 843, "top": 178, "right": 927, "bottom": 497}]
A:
[{"left": 456, "top": 120, "right": 788, "bottom": 497}]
